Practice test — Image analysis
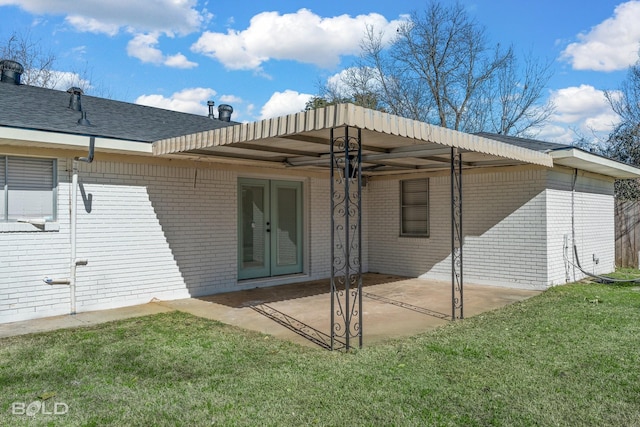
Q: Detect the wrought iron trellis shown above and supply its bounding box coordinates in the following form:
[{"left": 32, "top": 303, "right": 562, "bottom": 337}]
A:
[
  {"left": 330, "top": 126, "right": 363, "bottom": 351},
  {"left": 451, "top": 147, "right": 463, "bottom": 320}
]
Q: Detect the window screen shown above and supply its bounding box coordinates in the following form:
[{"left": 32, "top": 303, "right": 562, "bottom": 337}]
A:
[
  {"left": 0, "top": 157, "right": 5, "bottom": 219},
  {"left": 400, "top": 178, "right": 429, "bottom": 236},
  {"left": 1, "top": 156, "right": 56, "bottom": 221}
]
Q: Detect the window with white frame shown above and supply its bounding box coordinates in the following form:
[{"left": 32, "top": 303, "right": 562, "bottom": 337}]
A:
[
  {"left": 0, "top": 156, "right": 57, "bottom": 222},
  {"left": 400, "top": 178, "right": 429, "bottom": 237}
]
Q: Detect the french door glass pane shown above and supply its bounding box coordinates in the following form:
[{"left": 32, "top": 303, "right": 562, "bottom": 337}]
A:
[
  {"left": 238, "top": 178, "right": 302, "bottom": 279},
  {"left": 276, "top": 187, "right": 298, "bottom": 266},
  {"left": 241, "top": 185, "right": 266, "bottom": 269}
]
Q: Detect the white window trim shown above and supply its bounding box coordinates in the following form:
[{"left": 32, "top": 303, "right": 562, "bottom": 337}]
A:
[
  {"left": 0, "top": 222, "right": 60, "bottom": 232},
  {"left": 0, "top": 155, "right": 58, "bottom": 232}
]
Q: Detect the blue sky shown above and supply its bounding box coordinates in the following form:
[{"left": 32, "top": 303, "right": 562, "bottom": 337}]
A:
[{"left": 1, "top": 0, "right": 639, "bottom": 143}]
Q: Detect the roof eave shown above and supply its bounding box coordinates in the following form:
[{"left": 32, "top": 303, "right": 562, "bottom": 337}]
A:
[
  {"left": 550, "top": 147, "right": 640, "bottom": 179},
  {"left": 0, "top": 126, "right": 152, "bottom": 155}
]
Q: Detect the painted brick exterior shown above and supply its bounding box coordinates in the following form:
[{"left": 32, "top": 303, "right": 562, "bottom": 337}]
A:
[
  {"left": 0, "top": 152, "right": 617, "bottom": 323},
  {"left": 0, "top": 157, "right": 332, "bottom": 323},
  {"left": 367, "top": 168, "right": 616, "bottom": 290},
  {"left": 0, "top": 158, "right": 72, "bottom": 322},
  {"left": 545, "top": 169, "right": 615, "bottom": 285},
  {"left": 308, "top": 177, "right": 331, "bottom": 279}
]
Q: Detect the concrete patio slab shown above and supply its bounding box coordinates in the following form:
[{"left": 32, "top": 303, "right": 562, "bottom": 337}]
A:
[
  {"left": 0, "top": 274, "right": 540, "bottom": 349},
  {"left": 160, "top": 274, "right": 540, "bottom": 348}
]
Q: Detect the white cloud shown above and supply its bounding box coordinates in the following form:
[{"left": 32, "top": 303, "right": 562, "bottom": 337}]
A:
[
  {"left": 164, "top": 53, "right": 197, "bottom": 69},
  {"left": 192, "top": 9, "right": 408, "bottom": 70},
  {"left": 19, "top": 66, "right": 91, "bottom": 90},
  {"left": 127, "top": 33, "right": 164, "bottom": 64},
  {"left": 550, "top": 85, "right": 617, "bottom": 126},
  {"left": 136, "top": 92, "right": 245, "bottom": 120},
  {"left": 538, "top": 85, "right": 620, "bottom": 143},
  {"left": 219, "top": 94, "right": 243, "bottom": 104},
  {"left": 135, "top": 87, "right": 217, "bottom": 115},
  {"left": 327, "top": 69, "right": 359, "bottom": 96},
  {"left": 561, "top": 1, "right": 640, "bottom": 71},
  {"left": 127, "top": 33, "right": 197, "bottom": 68},
  {"left": 0, "top": 0, "right": 207, "bottom": 35},
  {"left": 56, "top": 73, "right": 89, "bottom": 91},
  {"left": 1, "top": 0, "right": 206, "bottom": 71},
  {"left": 536, "top": 123, "right": 576, "bottom": 144},
  {"left": 65, "top": 15, "right": 120, "bottom": 36},
  {"left": 71, "top": 45, "right": 87, "bottom": 55},
  {"left": 326, "top": 66, "right": 382, "bottom": 95},
  {"left": 260, "top": 90, "right": 313, "bottom": 120}
]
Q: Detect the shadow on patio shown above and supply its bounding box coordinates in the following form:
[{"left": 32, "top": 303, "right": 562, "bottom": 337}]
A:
[{"left": 159, "top": 273, "right": 540, "bottom": 350}]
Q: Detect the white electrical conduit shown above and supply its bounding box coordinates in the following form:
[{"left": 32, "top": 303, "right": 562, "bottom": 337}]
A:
[
  {"left": 70, "top": 137, "right": 94, "bottom": 314},
  {"left": 565, "top": 168, "right": 640, "bottom": 284},
  {"left": 43, "top": 137, "right": 94, "bottom": 315},
  {"left": 69, "top": 162, "right": 78, "bottom": 313},
  {"left": 563, "top": 235, "right": 640, "bottom": 284}
]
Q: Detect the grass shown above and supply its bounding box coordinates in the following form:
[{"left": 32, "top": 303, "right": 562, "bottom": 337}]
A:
[{"left": 1, "top": 278, "right": 640, "bottom": 426}]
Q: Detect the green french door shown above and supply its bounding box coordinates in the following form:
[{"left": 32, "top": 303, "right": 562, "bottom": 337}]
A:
[{"left": 238, "top": 178, "right": 303, "bottom": 280}]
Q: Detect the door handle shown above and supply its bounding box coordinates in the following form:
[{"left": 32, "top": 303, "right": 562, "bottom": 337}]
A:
[{"left": 266, "top": 221, "right": 271, "bottom": 232}]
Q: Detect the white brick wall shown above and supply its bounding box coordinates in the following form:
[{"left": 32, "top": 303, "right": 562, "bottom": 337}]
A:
[
  {"left": 0, "top": 152, "right": 618, "bottom": 323},
  {"left": 0, "top": 156, "right": 332, "bottom": 323},
  {"left": 545, "top": 169, "right": 615, "bottom": 285},
  {"left": 308, "top": 177, "right": 331, "bottom": 278},
  {"left": 367, "top": 169, "right": 549, "bottom": 289},
  {"left": 367, "top": 168, "right": 617, "bottom": 290},
  {"left": 0, "top": 158, "right": 72, "bottom": 322},
  {"left": 368, "top": 176, "right": 448, "bottom": 277},
  {"left": 457, "top": 169, "right": 548, "bottom": 288},
  {"left": 307, "top": 176, "right": 369, "bottom": 279},
  {"left": 74, "top": 161, "right": 239, "bottom": 305}
]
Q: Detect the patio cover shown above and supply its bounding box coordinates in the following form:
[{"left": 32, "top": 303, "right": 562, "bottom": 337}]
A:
[
  {"left": 152, "top": 103, "right": 553, "bottom": 172},
  {"left": 152, "top": 103, "right": 553, "bottom": 349}
]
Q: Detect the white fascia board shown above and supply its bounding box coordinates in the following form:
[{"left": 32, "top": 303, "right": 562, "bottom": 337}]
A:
[
  {"left": 0, "top": 126, "right": 152, "bottom": 154},
  {"left": 550, "top": 148, "right": 640, "bottom": 179}
]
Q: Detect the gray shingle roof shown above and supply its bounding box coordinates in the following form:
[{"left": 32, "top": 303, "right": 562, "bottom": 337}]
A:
[
  {"left": 475, "top": 132, "right": 571, "bottom": 152},
  {"left": 0, "top": 81, "right": 234, "bottom": 143},
  {"left": 0, "top": 79, "right": 572, "bottom": 155}
]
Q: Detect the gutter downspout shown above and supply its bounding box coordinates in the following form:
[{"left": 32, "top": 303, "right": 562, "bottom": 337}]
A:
[
  {"left": 69, "top": 137, "right": 94, "bottom": 314},
  {"left": 570, "top": 168, "right": 578, "bottom": 282}
]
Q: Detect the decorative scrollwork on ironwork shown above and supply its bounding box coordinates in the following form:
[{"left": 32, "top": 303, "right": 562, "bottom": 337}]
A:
[
  {"left": 330, "top": 126, "right": 363, "bottom": 351},
  {"left": 451, "top": 148, "right": 464, "bottom": 320}
]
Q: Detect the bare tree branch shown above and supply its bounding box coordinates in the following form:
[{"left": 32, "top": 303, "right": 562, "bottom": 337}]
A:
[
  {"left": 309, "top": 1, "right": 554, "bottom": 137},
  {"left": 0, "top": 30, "right": 58, "bottom": 88},
  {"left": 486, "top": 51, "right": 555, "bottom": 136}
]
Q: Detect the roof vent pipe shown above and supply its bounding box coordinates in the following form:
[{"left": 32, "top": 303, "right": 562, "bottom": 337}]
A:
[
  {"left": 77, "top": 111, "right": 91, "bottom": 126},
  {"left": 67, "top": 87, "right": 83, "bottom": 111},
  {"left": 0, "top": 59, "right": 24, "bottom": 85},
  {"left": 218, "top": 104, "right": 233, "bottom": 122},
  {"left": 207, "top": 100, "right": 215, "bottom": 119}
]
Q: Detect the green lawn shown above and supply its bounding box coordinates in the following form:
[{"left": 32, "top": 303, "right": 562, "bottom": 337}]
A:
[{"left": 1, "top": 279, "right": 640, "bottom": 426}]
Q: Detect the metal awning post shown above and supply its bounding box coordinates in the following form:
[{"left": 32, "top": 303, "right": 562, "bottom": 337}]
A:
[
  {"left": 330, "top": 126, "right": 363, "bottom": 351},
  {"left": 451, "top": 147, "right": 463, "bottom": 320}
]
